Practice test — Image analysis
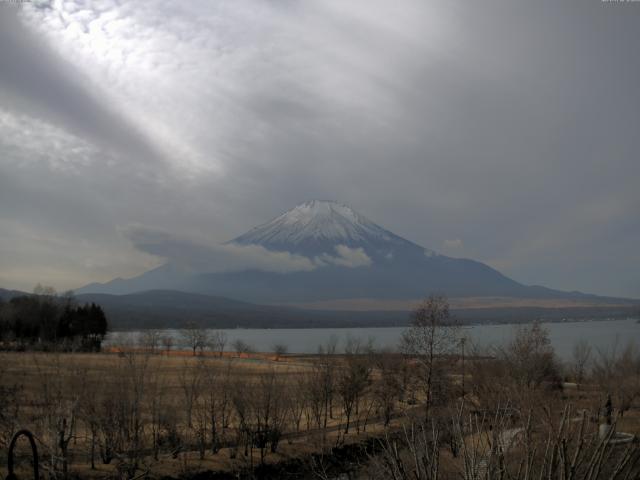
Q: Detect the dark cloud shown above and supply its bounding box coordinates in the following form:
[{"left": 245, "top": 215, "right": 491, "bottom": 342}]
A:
[{"left": 0, "top": 0, "right": 638, "bottom": 297}]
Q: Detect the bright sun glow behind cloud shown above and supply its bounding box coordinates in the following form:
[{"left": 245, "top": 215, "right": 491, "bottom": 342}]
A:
[{"left": 18, "top": 0, "right": 452, "bottom": 179}]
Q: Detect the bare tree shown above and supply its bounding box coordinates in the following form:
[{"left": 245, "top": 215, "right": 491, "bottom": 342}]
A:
[
  {"left": 230, "top": 376, "right": 250, "bottom": 460},
  {"left": 192, "top": 387, "right": 210, "bottom": 460},
  {"left": 593, "top": 340, "right": 640, "bottom": 418},
  {"left": 500, "top": 322, "right": 560, "bottom": 393},
  {"left": 203, "top": 364, "right": 221, "bottom": 454},
  {"left": 232, "top": 368, "right": 288, "bottom": 464},
  {"left": 113, "top": 352, "right": 150, "bottom": 477},
  {"left": 372, "top": 350, "right": 403, "bottom": 427},
  {"left": 219, "top": 359, "right": 235, "bottom": 433},
  {"left": 78, "top": 371, "right": 104, "bottom": 470},
  {"left": 145, "top": 361, "right": 167, "bottom": 461},
  {"left": 571, "top": 339, "right": 592, "bottom": 387},
  {"left": 0, "top": 359, "right": 22, "bottom": 451},
  {"left": 401, "top": 295, "right": 459, "bottom": 418},
  {"left": 179, "top": 358, "right": 206, "bottom": 428},
  {"left": 467, "top": 323, "right": 560, "bottom": 413},
  {"left": 210, "top": 330, "right": 228, "bottom": 357},
  {"left": 139, "top": 329, "right": 162, "bottom": 353},
  {"left": 198, "top": 357, "right": 235, "bottom": 456},
  {"left": 272, "top": 343, "right": 288, "bottom": 360},
  {"left": 232, "top": 339, "right": 253, "bottom": 356},
  {"left": 288, "top": 372, "right": 308, "bottom": 433},
  {"left": 161, "top": 334, "right": 174, "bottom": 354},
  {"left": 466, "top": 343, "right": 509, "bottom": 412},
  {"left": 317, "top": 337, "right": 338, "bottom": 430},
  {"left": 181, "top": 322, "right": 210, "bottom": 356},
  {"left": 337, "top": 337, "right": 372, "bottom": 434},
  {"left": 306, "top": 367, "right": 326, "bottom": 431},
  {"left": 32, "top": 354, "right": 87, "bottom": 479},
  {"left": 371, "top": 403, "right": 640, "bottom": 480}
]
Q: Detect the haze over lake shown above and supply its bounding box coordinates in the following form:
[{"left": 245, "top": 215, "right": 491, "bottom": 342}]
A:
[{"left": 107, "top": 318, "right": 639, "bottom": 361}]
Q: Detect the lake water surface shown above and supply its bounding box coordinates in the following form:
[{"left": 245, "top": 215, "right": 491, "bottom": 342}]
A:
[{"left": 108, "top": 318, "right": 639, "bottom": 361}]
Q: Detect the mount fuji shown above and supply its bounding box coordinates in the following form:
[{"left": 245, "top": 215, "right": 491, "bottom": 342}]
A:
[
  {"left": 231, "top": 200, "right": 435, "bottom": 260},
  {"left": 76, "top": 200, "right": 621, "bottom": 306}
]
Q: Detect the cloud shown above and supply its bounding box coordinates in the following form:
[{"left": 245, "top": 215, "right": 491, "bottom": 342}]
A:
[
  {"left": 0, "top": 7, "right": 164, "bottom": 166},
  {"left": 443, "top": 238, "right": 463, "bottom": 250},
  {"left": 122, "top": 225, "right": 373, "bottom": 273},
  {"left": 318, "top": 245, "right": 373, "bottom": 268},
  {"left": 0, "top": 0, "right": 639, "bottom": 297},
  {"left": 122, "top": 224, "right": 317, "bottom": 274},
  {"left": 0, "top": 108, "right": 101, "bottom": 173}
]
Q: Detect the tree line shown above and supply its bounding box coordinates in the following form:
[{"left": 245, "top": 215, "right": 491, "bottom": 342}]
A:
[{"left": 0, "top": 285, "right": 108, "bottom": 351}]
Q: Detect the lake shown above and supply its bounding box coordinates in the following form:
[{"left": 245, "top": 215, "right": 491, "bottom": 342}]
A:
[{"left": 107, "top": 318, "right": 639, "bottom": 361}]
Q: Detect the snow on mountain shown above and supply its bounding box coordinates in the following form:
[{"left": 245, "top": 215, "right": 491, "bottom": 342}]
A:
[
  {"left": 231, "top": 200, "right": 436, "bottom": 259},
  {"left": 77, "top": 199, "right": 578, "bottom": 303},
  {"left": 234, "top": 200, "right": 387, "bottom": 244}
]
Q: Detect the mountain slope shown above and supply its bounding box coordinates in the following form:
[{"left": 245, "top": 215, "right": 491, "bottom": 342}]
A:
[
  {"left": 0, "top": 288, "right": 28, "bottom": 301},
  {"left": 76, "top": 290, "right": 638, "bottom": 330},
  {"left": 3, "top": 286, "right": 635, "bottom": 330},
  {"left": 75, "top": 289, "right": 410, "bottom": 329},
  {"left": 77, "top": 200, "right": 628, "bottom": 305}
]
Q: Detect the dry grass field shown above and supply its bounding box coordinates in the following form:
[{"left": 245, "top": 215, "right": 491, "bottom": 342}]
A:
[
  {"left": 0, "top": 349, "right": 418, "bottom": 479},
  {"left": 1, "top": 324, "right": 639, "bottom": 480}
]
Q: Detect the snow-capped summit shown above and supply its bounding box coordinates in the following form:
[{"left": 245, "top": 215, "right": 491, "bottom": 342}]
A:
[
  {"left": 231, "top": 200, "right": 435, "bottom": 258},
  {"left": 233, "top": 200, "right": 388, "bottom": 244}
]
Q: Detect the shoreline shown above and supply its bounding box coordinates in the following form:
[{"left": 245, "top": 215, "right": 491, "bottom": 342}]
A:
[{"left": 107, "top": 315, "right": 640, "bottom": 333}]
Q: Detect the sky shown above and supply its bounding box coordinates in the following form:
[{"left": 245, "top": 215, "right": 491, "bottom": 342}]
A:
[{"left": 0, "top": 0, "right": 639, "bottom": 298}]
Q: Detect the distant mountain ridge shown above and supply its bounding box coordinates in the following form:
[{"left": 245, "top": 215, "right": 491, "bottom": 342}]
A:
[
  {"left": 2, "top": 288, "right": 636, "bottom": 330},
  {"left": 0, "top": 288, "right": 26, "bottom": 301},
  {"left": 76, "top": 200, "right": 635, "bottom": 306}
]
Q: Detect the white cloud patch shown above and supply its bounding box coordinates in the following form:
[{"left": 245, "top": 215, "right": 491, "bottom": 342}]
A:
[
  {"left": 0, "top": 109, "right": 101, "bottom": 173},
  {"left": 318, "top": 245, "right": 373, "bottom": 268},
  {"left": 121, "top": 224, "right": 318, "bottom": 274},
  {"left": 122, "top": 226, "right": 373, "bottom": 273}
]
